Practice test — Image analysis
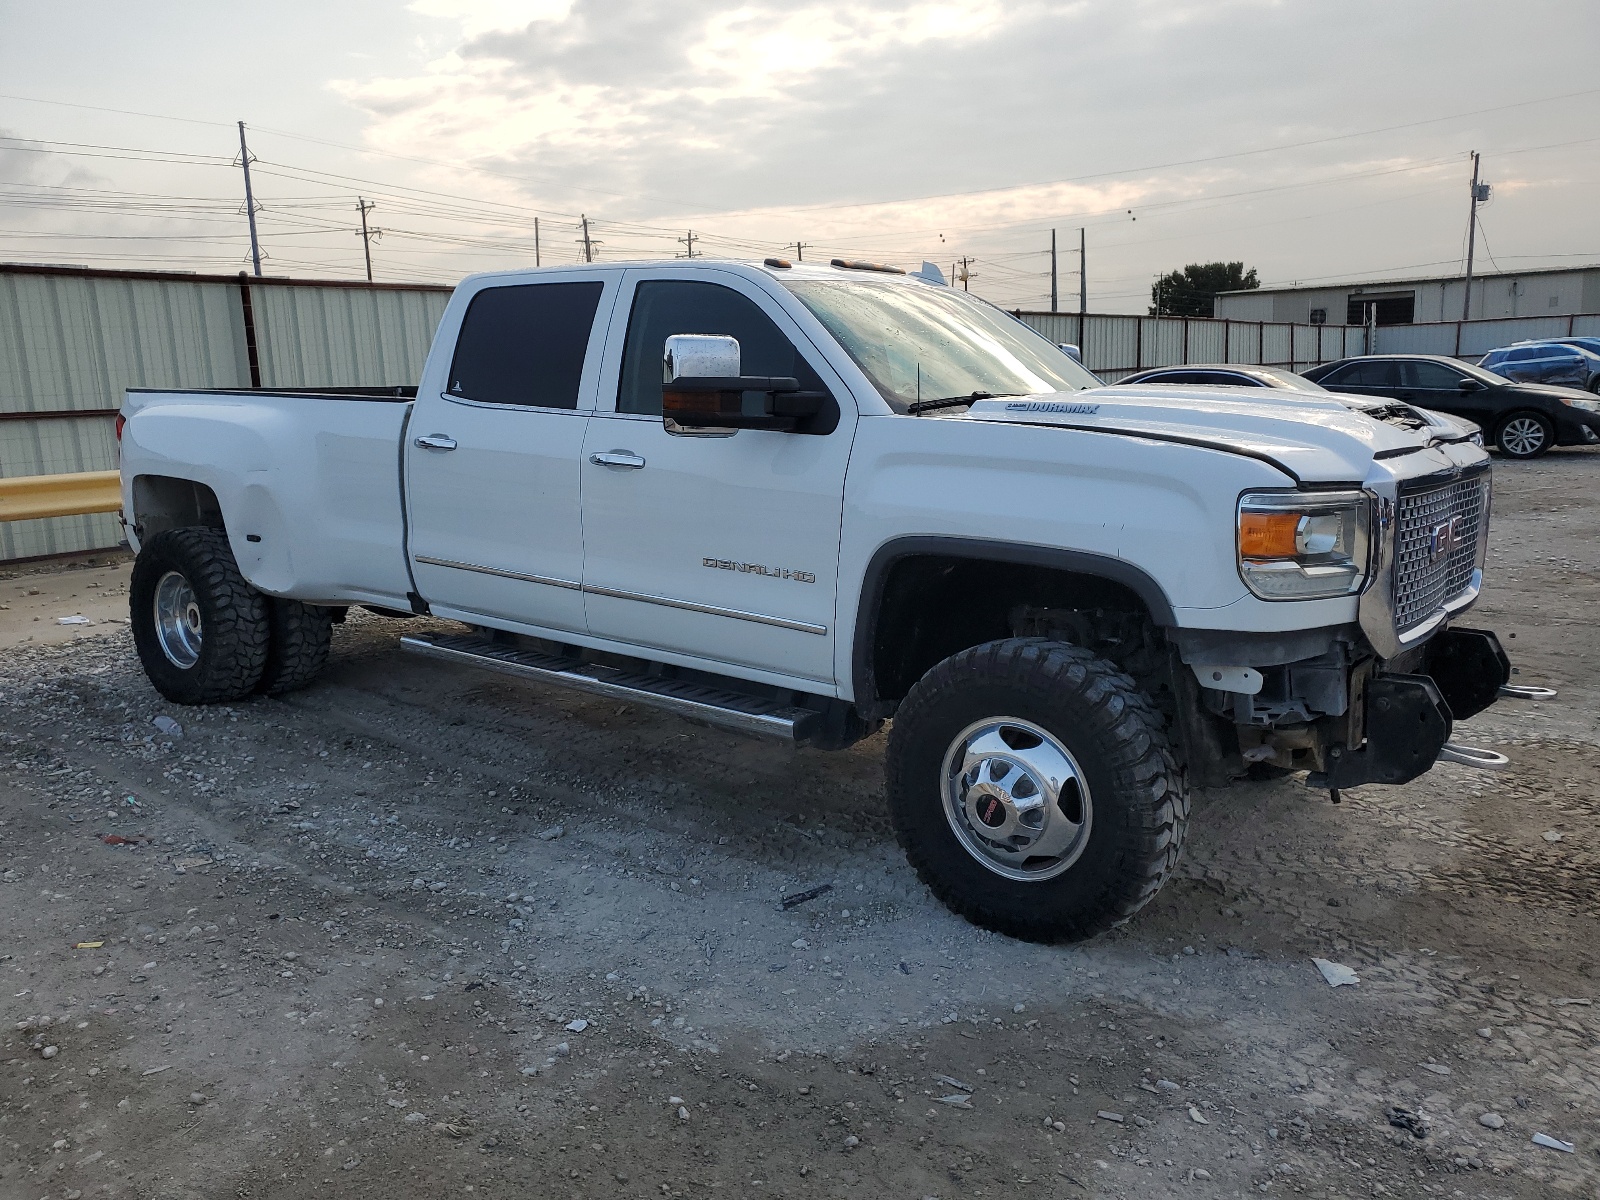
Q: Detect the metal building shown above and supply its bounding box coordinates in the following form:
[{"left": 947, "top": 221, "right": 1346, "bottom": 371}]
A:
[{"left": 1214, "top": 264, "right": 1600, "bottom": 327}]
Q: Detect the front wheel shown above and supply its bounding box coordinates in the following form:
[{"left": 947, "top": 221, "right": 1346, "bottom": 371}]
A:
[
  {"left": 1495, "top": 411, "right": 1554, "bottom": 459},
  {"left": 885, "top": 639, "right": 1189, "bottom": 943},
  {"left": 130, "top": 528, "right": 270, "bottom": 704}
]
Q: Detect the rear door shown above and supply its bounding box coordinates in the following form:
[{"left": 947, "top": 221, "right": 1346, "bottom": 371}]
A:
[
  {"left": 406, "top": 272, "right": 617, "bottom": 634},
  {"left": 577, "top": 270, "right": 856, "bottom": 687}
]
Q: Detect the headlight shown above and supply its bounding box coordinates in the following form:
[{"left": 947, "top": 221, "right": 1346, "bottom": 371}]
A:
[
  {"left": 1469, "top": 430, "right": 1485, "bottom": 447},
  {"left": 1237, "top": 491, "right": 1370, "bottom": 600},
  {"left": 1559, "top": 396, "right": 1600, "bottom": 412}
]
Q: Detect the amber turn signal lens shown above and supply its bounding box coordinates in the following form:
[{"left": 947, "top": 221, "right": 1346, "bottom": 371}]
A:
[{"left": 1239, "top": 511, "right": 1300, "bottom": 559}]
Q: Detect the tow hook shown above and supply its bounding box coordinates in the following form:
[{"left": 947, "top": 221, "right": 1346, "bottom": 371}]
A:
[
  {"left": 1499, "top": 684, "right": 1557, "bottom": 700},
  {"left": 1437, "top": 743, "right": 1511, "bottom": 770}
]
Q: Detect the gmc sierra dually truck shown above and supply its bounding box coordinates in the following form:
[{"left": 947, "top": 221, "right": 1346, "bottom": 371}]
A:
[{"left": 118, "top": 257, "right": 1529, "bottom": 942}]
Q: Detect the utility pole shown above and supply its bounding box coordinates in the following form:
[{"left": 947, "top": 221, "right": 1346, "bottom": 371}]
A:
[
  {"left": 1049, "top": 229, "right": 1058, "bottom": 313},
  {"left": 236, "top": 121, "right": 263, "bottom": 277},
  {"left": 1462, "top": 151, "right": 1489, "bottom": 322},
  {"left": 678, "top": 230, "right": 698, "bottom": 258},
  {"left": 356, "top": 198, "right": 378, "bottom": 282},
  {"left": 534, "top": 217, "right": 540, "bottom": 267},
  {"left": 958, "top": 256, "right": 973, "bottom": 291},
  {"left": 1079, "top": 227, "right": 1087, "bottom": 316},
  {"left": 792, "top": 242, "right": 808, "bottom": 263},
  {"left": 578, "top": 215, "right": 594, "bottom": 263}
]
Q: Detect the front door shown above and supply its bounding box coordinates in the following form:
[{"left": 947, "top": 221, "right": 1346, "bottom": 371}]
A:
[
  {"left": 1402, "top": 359, "right": 1494, "bottom": 425},
  {"left": 578, "top": 270, "right": 856, "bottom": 688},
  {"left": 406, "top": 272, "right": 616, "bottom": 634}
]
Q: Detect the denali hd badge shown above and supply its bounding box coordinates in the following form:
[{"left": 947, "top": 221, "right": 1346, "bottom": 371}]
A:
[{"left": 703, "top": 557, "right": 816, "bottom": 583}]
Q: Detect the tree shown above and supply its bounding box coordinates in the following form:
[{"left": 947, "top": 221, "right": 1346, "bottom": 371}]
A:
[{"left": 1150, "top": 262, "right": 1259, "bottom": 317}]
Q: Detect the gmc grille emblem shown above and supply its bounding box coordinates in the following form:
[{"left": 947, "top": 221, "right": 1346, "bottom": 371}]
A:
[{"left": 1429, "top": 515, "right": 1466, "bottom": 562}]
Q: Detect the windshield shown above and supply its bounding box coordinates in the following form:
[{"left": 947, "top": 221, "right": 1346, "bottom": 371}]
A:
[
  {"left": 1457, "top": 360, "right": 1512, "bottom": 384},
  {"left": 783, "top": 277, "right": 1100, "bottom": 411},
  {"left": 1253, "top": 366, "right": 1329, "bottom": 392}
]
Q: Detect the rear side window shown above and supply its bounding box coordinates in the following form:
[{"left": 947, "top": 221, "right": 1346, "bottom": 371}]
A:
[
  {"left": 616, "top": 280, "right": 828, "bottom": 416},
  {"left": 1349, "top": 360, "right": 1402, "bottom": 387},
  {"left": 447, "top": 281, "right": 605, "bottom": 409}
]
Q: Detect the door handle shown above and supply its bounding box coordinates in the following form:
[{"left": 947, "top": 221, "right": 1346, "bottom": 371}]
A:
[
  {"left": 589, "top": 450, "right": 646, "bottom": 469},
  {"left": 414, "top": 434, "right": 458, "bottom": 451}
]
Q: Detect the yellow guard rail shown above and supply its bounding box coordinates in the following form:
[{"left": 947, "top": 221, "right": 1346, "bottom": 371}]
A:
[{"left": 0, "top": 471, "right": 122, "bottom": 523}]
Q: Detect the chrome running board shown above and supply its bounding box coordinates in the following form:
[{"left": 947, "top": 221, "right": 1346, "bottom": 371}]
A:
[{"left": 400, "top": 633, "right": 820, "bottom": 742}]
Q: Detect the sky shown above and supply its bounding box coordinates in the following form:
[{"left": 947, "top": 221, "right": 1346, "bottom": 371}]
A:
[{"left": 1, "top": 0, "right": 1597, "bottom": 312}]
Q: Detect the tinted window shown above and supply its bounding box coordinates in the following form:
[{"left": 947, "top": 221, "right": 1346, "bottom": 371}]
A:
[
  {"left": 1349, "top": 360, "right": 1402, "bottom": 387},
  {"left": 1505, "top": 347, "right": 1539, "bottom": 362},
  {"left": 447, "top": 281, "right": 604, "bottom": 409},
  {"left": 1408, "top": 361, "right": 1467, "bottom": 389},
  {"left": 1317, "top": 363, "right": 1361, "bottom": 386},
  {"left": 617, "top": 280, "right": 827, "bottom": 417},
  {"left": 1198, "top": 372, "right": 1262, "bottom": 386}
]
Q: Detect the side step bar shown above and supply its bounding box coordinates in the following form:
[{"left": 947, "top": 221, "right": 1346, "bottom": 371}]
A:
[{"left": 400, "top": 633, "right": 820, "bottom": 742}]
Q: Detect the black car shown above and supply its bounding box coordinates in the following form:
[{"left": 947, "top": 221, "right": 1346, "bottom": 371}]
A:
[
  {"left": 1301, "top": 354, "right": 1600, "bottom": 459},
  {"left": 1117, "top": 364, "right": 1321, "bottom": 389}
]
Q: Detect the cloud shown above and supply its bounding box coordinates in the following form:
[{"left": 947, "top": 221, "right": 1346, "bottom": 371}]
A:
[{"left": 336, "top": 0, "right": 1041, "bottom": 212}]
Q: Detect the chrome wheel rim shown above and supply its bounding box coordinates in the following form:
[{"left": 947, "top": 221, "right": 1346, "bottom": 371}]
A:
[
  {"left": 1501, "top": 417, "right": 1546, "bottom": 457},
  {"left": 153, "top": 570, "right": 203, "bottom": 669},
  {"left": 939, "top": 717, "right": 1093, "bottom": 882}
]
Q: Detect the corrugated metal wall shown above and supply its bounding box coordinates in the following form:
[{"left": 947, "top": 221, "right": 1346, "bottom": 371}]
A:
[
  {"left": 252, "top": 284, "right": 451, "bottom": 388},
  {"left": 0, "top": 266, "right": 450, "bottom": 562},
  {"left": 1015, "top": 311, "right": 1362, "bottom": 380}
]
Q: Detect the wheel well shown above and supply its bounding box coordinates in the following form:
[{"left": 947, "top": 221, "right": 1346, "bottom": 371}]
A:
[
  {"left": 131, "top": 476, "right": 224, "bottom": 541},
  {"left": 858, "top": 552, "right": 1161, "bottom": 714}
]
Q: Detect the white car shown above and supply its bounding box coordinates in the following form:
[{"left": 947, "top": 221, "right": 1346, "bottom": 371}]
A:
[{"left": 117, "top": 257, "right": 1515, "bottom": 942}]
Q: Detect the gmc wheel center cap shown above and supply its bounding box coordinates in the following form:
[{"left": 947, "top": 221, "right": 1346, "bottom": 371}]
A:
[{"left": 976, "top": 794, "right": 1009, "bottom": 827}]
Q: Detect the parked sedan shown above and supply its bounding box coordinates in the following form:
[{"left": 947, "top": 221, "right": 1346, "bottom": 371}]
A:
[
  {"left": 1302, "top": 354, "right": 1600, "bottom": 459},
  {"left": 1116, "top": 361, "right": 1480, "bottom": 443},
  {"left": 1478, "top": 342, "right": 1600, "bottom": 392},
  {"left": 1117, "top": 364, "right": 1323, "bottom": 390}
]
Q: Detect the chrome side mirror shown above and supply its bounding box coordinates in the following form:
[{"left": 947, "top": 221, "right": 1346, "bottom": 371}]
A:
[{"left": 661, "top": 333, "right": 826, "bottom": 432}]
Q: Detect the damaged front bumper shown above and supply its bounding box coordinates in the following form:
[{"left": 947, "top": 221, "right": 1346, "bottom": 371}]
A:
[
  {"left": 1176, "top": 625, "right": 1520, "bottom": 789},
  {"left": 1307, "top": 627, "right": 1512, "bottom": 790}
]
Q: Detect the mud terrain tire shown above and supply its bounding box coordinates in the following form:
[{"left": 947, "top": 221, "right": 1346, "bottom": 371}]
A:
[{"left": 886, "top": 638, "right": 1189, "bottom": 942}]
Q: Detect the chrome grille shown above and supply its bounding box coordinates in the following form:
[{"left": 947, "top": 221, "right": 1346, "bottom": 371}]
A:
[{"left": 1393, "top": 475, "right": 1487, "bottom": 631}]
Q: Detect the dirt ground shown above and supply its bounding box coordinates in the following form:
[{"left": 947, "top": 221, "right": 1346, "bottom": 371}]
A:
[{"left": 2, "top": 451, "right": 1598, "bottom": 1200}]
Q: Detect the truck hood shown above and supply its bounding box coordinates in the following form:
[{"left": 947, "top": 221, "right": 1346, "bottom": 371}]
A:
[{"left": 960, "top": 384, "right": 1458, "bottom": 484}]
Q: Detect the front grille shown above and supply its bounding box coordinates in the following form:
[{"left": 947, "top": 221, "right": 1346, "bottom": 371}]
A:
[{"left": 1393, "top": 474, "right": 1487, "bottom": 631}]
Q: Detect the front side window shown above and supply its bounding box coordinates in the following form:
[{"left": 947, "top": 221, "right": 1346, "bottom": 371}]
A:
[
  {"left": 447, "top": 281, "right": 605, "bottom": 409},
  {"left": 616, "top": 280, "right": 828, "bottom": 416},
  {"left": 1407, "top": 361, "right": 1466, "bottom": 390},
  {"left": 783, "top": 277, "right": 1099, "bottom": 411}
]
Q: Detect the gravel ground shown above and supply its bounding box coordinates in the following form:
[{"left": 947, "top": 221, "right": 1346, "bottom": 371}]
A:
[{"left": 2, "top": 451, "right": 1598, "bottom": 1200}]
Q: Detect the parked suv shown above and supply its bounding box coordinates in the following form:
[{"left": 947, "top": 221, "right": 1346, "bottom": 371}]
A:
[
  {"left": 1302, "top": 353, "right": 1600, "bottom": 459},
  {"left": 1479, "top": 342, "right": 1600, "bottom": 392}
]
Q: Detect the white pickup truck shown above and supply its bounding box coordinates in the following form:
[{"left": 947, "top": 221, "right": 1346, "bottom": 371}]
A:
[{"left": 117, "top": 257, "right": 1523, "bottom": 942}]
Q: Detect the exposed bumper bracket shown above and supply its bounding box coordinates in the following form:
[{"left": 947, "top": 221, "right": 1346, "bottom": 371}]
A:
[
  {"left": 1422, "top": 626, "right": 1511, "bottom": 721},
  {"left": 1309, "top": 673, "right": 1452, "bottom": 790}
]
